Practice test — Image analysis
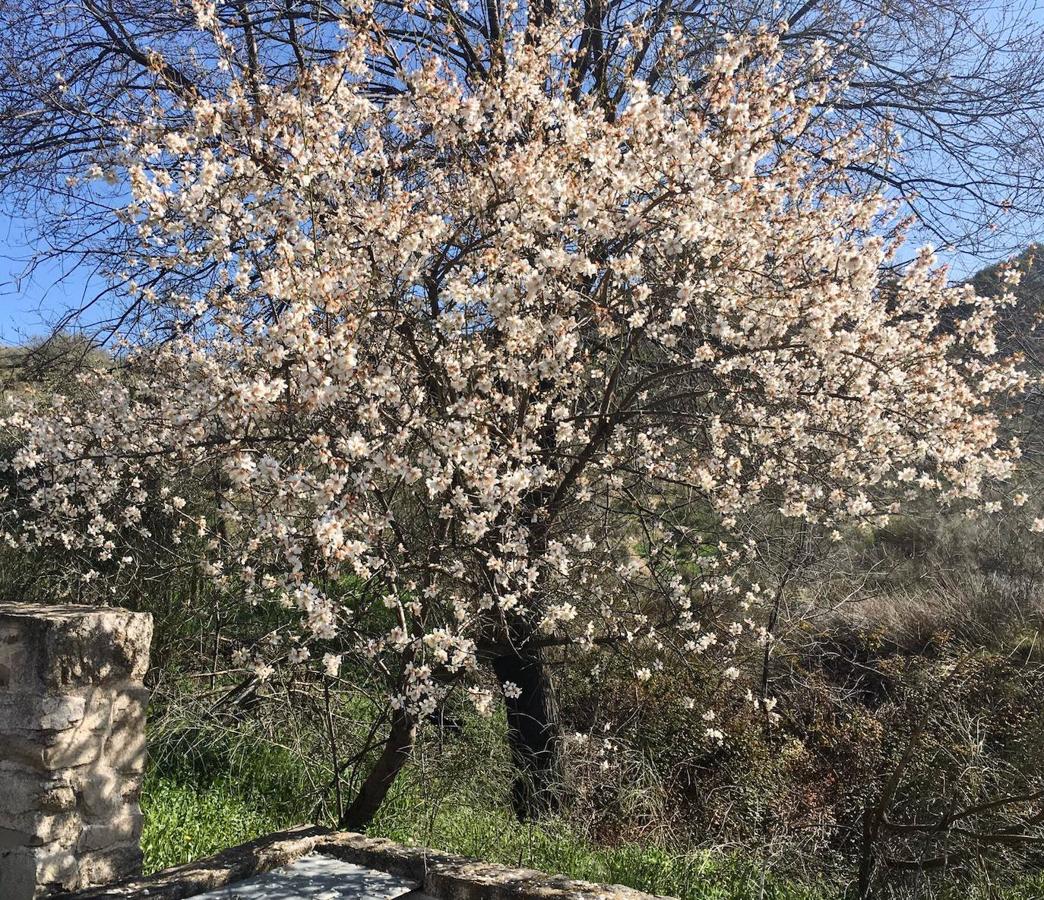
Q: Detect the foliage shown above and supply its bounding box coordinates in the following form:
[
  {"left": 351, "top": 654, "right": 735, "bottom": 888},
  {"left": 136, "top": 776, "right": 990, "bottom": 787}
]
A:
[{"left": 140, "top": 634, "right": 1044, "bottom": 900}]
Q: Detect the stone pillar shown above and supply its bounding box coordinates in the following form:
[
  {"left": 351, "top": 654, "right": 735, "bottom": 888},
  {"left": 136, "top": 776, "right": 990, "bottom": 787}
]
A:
[{"left": 0, "top": 603, "right": 152, "bottom": 899}]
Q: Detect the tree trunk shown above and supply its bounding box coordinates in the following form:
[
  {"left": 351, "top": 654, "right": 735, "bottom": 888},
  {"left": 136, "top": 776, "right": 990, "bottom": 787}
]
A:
[
  {"left": 339, "top": 709, "right": 416, "bottom": 830},
  {"left": 491, "top": 644, "right": 564, "bottom": 821},
  {"left": 857, "top": 798, "right": 877, "bottom": 900}
]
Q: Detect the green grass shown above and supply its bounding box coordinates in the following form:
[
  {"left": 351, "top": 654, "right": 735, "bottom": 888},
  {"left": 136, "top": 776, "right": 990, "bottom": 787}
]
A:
[
  {"left": 141, "top": 769, "right": 824, "bottom": 899},
  {"left": 374, "top": 801, "right": 826, "bottom": 900},
  {"left": 140, "top": 737, "right": 309, "bottom": 871},
  {"left": 139, "top": 712, "right": 320, "bottom": 872},
  {"left": 139, "top": 724, "right": 828, "bottom": 900},
  {"left": 139, "top": 716, "right": 1044, "bottom": 900},
  {"left": 141, "top": 772, "right": 296, "bottom": 871}
]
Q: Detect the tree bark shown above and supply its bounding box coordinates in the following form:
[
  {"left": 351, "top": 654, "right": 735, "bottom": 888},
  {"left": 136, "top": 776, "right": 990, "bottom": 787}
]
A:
[
  {"left": 339, "top": 709, "right": 416, "bottom": 830},
  {"left": 491, "top": 644, "right": 564, "bottom": 821}
]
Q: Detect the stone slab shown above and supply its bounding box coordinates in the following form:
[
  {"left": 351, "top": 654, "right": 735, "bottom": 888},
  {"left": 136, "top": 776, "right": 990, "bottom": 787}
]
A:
[{"left": 189, "top": 854, "right": 419, "bottom": 899}]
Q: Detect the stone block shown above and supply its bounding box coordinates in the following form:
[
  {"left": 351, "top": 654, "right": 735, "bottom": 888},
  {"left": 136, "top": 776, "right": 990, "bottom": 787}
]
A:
[
  {"left": 0, "top": 847, "right": 41, "bottom": 900},
  {"left": 0, "top": 844, "right": 78, "bottom": 900},
  {"left": 0, "top": 764, "right": 76, "bottom": 816},
  {"left": 0, "top": 693, "right": 87, "bottom": 732},
  {"left": 0, "top": 697, "right": 109, "bottom": 771},
  {"left": 1, "top": 735, "right": 98, "bottom": 772},
  {"left": 0, "top": 604, "right": 152, "bottom": 691},
  {"left": 77, "top": 843, "right": 143, "bottom": 888},
  {"left": 77, "top": 812, "right": 141, "bottom": 853},
  {"left": 0, "top": 810, "right": 81, "bottom": 848},
  {"left": 104, "top": 686, "right": 149, "bottom": 774},
  {"left": 76, "top": 765, "right": 133, "bottom": 818}
]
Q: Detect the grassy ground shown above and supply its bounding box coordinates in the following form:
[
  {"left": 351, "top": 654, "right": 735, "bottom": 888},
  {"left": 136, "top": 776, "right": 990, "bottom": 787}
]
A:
[
  {"left": 140, "top": 766, "right": 824, "bottom": 900},
  {"left": 139, "top": 714, "right": 827, "bottom": 900},
  {"left": 138, "top": 729, "right": 1044, "bottom": 900}
]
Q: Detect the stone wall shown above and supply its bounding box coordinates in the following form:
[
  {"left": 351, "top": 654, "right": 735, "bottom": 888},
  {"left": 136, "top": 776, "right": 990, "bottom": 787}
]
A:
[{"left": 0, "top": 603, "right": 152, "bottom": 899}]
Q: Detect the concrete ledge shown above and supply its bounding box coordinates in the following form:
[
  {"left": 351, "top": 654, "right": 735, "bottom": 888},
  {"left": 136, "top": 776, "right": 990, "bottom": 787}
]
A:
[
  {"left": 63, "top": 826, "right": 328, "bottom": 899},
  {"left": 62, "top": 826, "right": 677, "bottom": 900}
]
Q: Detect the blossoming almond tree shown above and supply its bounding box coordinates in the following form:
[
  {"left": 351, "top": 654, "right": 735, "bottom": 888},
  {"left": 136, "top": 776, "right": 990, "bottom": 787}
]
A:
[{"left": 0, "top": 4, "right": 1024, "bottom": 823}]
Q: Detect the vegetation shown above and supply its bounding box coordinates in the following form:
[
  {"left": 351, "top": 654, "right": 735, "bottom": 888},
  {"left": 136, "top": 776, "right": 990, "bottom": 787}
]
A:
[
  {"left": 137, "top": 569, "right": 1044, "bottom": 900},
  {"left": 5, "top": 335, "right": 1044, "bottom": 893},
  {"left": 109, "top": 485, "right": 1044, "bottom": 898},
  {"left": 3, "top": 1, "right": 1044, "bottom": 898}
]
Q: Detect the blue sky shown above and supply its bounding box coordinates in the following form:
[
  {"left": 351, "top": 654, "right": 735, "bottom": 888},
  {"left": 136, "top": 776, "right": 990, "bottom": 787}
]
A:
[{"left": 0, "top": 211, "right": 102, "bottom": 343}]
